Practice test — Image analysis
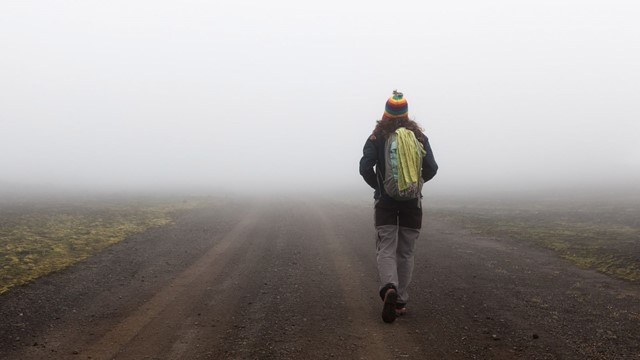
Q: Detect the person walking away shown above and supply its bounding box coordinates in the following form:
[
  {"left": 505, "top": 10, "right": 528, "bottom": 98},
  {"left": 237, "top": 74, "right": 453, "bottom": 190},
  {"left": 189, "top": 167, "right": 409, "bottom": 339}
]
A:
[{"left": 359, "top": 90, "right": 438, "bottom": 323}]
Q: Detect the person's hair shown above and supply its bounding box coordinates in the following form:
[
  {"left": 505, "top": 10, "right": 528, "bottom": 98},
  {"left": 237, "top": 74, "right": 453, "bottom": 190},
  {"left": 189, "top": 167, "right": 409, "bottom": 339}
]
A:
[{"left": 372, "top": 116, "right": 424, "bottom": 141}]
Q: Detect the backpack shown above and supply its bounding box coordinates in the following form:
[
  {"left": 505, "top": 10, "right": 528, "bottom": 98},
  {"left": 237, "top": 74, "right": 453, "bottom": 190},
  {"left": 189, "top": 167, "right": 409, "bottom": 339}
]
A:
[{"left": 382, "top": 128, "right": 426, "bottom": 200}]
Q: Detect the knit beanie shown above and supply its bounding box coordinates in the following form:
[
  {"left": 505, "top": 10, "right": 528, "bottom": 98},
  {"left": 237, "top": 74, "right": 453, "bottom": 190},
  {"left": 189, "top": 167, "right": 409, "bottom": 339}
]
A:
[{"left": 383, "top": 90, "right": 408, "bottom": 118}]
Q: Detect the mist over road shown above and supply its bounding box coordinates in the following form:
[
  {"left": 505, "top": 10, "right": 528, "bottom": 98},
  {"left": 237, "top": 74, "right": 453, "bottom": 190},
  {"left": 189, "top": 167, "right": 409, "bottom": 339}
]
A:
[{"left": 1, "top": 198, "right": 639, "bottom": 359}]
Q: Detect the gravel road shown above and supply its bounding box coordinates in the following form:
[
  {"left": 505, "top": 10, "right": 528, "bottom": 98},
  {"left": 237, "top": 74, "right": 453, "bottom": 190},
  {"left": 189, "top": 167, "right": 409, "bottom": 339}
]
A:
[{"left": 1, "top": 198, "right": 639, "bottom": 359}]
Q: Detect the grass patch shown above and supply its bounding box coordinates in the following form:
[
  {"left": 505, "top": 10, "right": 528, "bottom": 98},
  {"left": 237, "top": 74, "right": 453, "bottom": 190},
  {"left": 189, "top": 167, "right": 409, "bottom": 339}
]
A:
[
  {"left": 430, "top": 200, "right": 640, "bottom": 282},
  {"left": 0, "top": 199, "right": 201, "bottom": 294}
]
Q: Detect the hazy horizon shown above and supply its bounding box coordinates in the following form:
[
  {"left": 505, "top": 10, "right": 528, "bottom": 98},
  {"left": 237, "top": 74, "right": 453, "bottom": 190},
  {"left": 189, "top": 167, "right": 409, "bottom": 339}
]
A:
[{"left": 2, "top": 1, "right": 639, "bottom": 196}]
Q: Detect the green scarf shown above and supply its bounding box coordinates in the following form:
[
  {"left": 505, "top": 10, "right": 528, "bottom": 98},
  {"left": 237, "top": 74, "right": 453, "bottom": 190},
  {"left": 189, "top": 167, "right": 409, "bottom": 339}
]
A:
[{"left": 395, "top": 128, "right": 426, "bottom": 191}]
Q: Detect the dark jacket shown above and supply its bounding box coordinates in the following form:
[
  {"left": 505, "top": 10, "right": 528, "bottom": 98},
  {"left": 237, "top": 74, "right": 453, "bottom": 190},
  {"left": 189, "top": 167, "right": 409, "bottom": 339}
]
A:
[{"left": 359, "top": 131, "right": 438, "bottom": 200}]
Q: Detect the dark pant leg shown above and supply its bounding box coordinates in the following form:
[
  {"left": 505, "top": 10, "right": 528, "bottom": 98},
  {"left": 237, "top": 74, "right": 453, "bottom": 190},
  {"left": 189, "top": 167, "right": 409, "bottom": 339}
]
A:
[{"left": 374, "top": 199, "right": 422, "bottom": 302}]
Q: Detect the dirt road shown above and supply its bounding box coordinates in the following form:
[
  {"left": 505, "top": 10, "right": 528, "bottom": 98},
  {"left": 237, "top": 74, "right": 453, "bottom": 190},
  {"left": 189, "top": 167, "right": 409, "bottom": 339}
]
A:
[{"left": 1, "top": 198, "right": 639, "bottom": 359}]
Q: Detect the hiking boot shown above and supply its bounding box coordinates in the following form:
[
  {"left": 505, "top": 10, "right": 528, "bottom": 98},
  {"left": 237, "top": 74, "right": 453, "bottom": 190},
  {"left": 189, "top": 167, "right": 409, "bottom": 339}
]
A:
[
  {"left": 381, "top": 288, "right": 398, "bottom": 323},
  {"left": 395, "top": 303, "right": 407, "bottom": 316}
]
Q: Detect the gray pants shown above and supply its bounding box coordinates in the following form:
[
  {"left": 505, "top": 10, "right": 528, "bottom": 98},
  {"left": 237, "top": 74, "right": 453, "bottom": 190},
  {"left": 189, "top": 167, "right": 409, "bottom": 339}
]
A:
[{"left": 376, "top": 225, "right": 420, "bottom": 304}]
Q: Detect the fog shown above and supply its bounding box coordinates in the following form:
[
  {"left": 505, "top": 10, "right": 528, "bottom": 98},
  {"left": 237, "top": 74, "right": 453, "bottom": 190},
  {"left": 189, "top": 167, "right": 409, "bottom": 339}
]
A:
[{"left": 1, "top": 1, "right": 639, "bottom": 197}]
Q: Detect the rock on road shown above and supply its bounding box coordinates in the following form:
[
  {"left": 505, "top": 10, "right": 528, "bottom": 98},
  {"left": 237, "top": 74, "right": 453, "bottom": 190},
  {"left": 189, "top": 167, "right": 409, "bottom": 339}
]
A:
[{"left": 1, "top": 198, "right": 639, "bottom": 359}]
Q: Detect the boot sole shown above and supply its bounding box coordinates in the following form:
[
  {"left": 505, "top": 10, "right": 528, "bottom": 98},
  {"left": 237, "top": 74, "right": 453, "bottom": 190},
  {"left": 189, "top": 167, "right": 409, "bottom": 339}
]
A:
[{"left": 381, "top": 290, "right": 398, "bottom": 323}]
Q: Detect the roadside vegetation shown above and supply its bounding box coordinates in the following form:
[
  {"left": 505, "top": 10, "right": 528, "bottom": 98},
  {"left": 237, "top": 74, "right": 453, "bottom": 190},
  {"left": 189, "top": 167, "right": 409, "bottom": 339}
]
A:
[
  {"left": 0, "top": 199, "right": 201, "bottom": 294},
  {"left": 430, "top": 196, "right": 640, "bottom": 282}
]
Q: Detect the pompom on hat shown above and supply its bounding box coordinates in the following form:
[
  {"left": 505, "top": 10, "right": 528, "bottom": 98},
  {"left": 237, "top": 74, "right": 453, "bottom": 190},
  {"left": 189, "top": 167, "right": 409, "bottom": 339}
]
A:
[{"left": 383, "top": 90, "right": 408, "bottom": 118}]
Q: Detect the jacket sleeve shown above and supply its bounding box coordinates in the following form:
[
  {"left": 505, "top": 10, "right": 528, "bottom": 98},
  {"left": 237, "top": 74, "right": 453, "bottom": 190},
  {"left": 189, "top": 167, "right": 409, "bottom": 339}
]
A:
[
  {"left": 359, "top": 137, "right": 378, "bottom": 189},
  {"left": 421, "top": 134, "right": 438, "bottom": 182}
]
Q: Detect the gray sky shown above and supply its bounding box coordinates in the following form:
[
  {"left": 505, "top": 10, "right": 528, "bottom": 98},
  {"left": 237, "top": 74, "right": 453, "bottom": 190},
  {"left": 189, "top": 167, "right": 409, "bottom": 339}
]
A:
[{"left": 1, "top": 0, "right": 639, "bottom": 194}]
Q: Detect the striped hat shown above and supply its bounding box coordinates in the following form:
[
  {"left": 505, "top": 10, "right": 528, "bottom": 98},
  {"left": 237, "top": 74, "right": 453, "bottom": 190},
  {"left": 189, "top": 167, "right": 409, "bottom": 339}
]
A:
[{"left": 383, "top": 90, "right": 408, "bottom": 118}]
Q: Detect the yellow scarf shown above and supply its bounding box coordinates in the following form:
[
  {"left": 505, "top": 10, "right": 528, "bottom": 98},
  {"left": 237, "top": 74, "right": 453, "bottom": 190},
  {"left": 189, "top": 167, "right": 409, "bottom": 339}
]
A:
[{"left": 395, "top": 128, "right": 426, "bottom": 191}]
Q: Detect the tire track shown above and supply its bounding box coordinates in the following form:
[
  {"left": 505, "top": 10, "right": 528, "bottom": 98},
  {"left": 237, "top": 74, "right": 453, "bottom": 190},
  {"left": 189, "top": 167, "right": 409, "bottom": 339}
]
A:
[
  {"left": 310, "top": 202, "right": 402, "bottom": 360},
  {"left": 173, "top": 203, "right": 290, "bottom": 359},
  {"left": 312, "top": 200, "right": 458, "bottom": 360},
  {"left": 5, "top": 199, "right": 640, "bottom": 359},
  {"left": 81, "top": 205, "right": 263, "bottom": 359}
]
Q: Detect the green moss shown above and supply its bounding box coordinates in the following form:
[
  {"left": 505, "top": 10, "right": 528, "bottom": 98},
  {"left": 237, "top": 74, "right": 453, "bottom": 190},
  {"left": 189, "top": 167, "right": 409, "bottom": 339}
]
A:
[
  {"left": 432, "top": 207, "right": 640, "bottom": 282},
  {"left": 0, "top": 200, "right": 201, "bottom": 294}
]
